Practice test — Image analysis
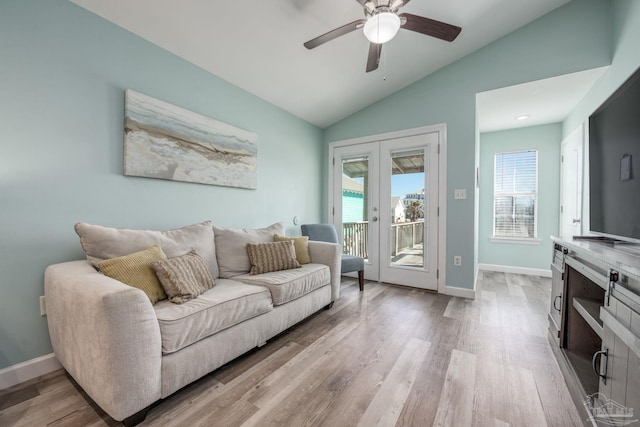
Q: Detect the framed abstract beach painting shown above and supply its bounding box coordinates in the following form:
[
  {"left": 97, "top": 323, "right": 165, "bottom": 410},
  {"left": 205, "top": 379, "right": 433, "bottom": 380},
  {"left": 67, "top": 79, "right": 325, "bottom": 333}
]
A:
[{"left": 124, "top": 90, "right": 257, "bottom": 189}]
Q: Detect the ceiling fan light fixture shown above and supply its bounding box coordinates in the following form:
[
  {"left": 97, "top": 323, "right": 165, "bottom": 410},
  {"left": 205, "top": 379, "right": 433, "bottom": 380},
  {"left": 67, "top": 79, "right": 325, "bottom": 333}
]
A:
[{"left": 363, "top": 11, "right": 401, "bottom": 44}]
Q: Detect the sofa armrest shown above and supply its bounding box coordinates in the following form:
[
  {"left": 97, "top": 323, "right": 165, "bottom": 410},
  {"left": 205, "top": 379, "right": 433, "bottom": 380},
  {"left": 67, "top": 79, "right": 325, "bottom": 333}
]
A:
[
  {"left": 308, "top": 241, "right": 341, "bottom": 300},
  {"left": 44, "top": 260, "right": 162, "bottom": 421}
]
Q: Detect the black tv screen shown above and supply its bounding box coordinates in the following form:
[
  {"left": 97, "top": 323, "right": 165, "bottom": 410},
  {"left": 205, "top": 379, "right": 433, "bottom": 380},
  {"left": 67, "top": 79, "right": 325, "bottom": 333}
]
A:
[{"left": 589, "top": 66, "right": 640, "bottom": 243}]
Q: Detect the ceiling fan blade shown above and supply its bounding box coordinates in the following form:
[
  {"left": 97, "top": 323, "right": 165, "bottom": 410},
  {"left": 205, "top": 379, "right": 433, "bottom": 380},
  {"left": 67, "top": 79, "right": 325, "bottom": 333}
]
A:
[
  {"left": 390, "top": 0, "right": 411, "bottom": 10},
  {"left": 366, "top": 43, "right": 382, "bottom": 72},
  {"left": 304, "top": 19, "right": 367, "bottom": 49},
  {"left": 399, "top": 13, "right": 461, "bottom": 42}
]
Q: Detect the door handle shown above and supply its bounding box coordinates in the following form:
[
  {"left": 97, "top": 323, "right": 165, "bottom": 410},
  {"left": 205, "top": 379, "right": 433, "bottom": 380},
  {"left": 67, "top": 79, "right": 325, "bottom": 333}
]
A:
[
  {"left": 572, "top": 218, "right": 581, "bottom": 224},
  {"left": 371, "top": 216, "right": 378, "bottom": 222},
  {"left": 592, "top": 347, "right": 608, "bottom": 384},
  {"left": 553, "top": 295, "right": 562, "bottom": 313}
]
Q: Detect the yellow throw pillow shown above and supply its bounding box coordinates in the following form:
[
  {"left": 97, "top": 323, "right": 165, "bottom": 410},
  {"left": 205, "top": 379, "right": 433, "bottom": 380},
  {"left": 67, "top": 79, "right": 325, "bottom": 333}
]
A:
[
  {"left": 98, "top": 244, "right": 168, "bottom": 304},
  {"left": 246, "top": 240, "right": 301, "bottom": 275},
  {"left": 273, "top": 234, "right": 311, "bottom": 265}
]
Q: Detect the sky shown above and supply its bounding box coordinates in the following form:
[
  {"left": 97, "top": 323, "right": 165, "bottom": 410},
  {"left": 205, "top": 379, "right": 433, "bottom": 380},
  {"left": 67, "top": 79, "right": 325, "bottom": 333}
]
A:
[{"left": 392, "top": 173, "right": 424, "bottom": 197}]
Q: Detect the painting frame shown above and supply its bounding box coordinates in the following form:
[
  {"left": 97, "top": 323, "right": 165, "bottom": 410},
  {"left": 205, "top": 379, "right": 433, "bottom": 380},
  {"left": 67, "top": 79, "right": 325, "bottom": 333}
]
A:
[{"left": 124, "top": 89, "right": 258, "bottom": 189}]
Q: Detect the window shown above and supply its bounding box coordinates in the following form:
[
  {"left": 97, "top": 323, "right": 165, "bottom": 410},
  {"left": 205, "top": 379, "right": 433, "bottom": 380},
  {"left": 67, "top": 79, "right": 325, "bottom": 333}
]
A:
[{"left": 493, "top": 149, "right": 538, "bottom": 239}]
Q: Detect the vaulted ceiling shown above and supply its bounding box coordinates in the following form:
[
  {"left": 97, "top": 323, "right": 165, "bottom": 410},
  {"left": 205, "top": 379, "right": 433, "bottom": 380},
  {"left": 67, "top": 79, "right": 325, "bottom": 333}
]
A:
[{"left": 71, "top": 0, "right": 575, "bottom": 128}]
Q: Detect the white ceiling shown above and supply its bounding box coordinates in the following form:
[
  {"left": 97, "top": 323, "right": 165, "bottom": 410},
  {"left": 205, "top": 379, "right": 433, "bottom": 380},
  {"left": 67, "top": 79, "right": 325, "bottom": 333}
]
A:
[
  {"left": 70, "top": 0, "right": 573, "bottom": 128},
  {"left": 477, "top": 67, "right": 608, "bottom": 133}
]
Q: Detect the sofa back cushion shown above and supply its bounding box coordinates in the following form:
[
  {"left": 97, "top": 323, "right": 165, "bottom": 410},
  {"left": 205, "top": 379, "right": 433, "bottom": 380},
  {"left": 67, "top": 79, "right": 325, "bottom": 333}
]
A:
[
  {"left": 75, "top": 221, "right": 219, "bottom": 278},
  {"left": 213, "top": 222, "right": 285, "bottom": 278}
]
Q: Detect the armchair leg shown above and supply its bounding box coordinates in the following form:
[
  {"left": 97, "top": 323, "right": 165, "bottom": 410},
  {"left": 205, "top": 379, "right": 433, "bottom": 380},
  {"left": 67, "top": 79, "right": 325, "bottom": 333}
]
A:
[{"left": 358, "top": 270, "right": 364, "bottom": 292}]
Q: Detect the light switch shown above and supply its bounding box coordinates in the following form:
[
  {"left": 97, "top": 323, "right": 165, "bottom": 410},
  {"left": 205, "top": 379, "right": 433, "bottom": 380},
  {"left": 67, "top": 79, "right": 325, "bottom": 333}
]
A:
[{"left": 454, "top": 189, "right": 466, "bottom": 200}]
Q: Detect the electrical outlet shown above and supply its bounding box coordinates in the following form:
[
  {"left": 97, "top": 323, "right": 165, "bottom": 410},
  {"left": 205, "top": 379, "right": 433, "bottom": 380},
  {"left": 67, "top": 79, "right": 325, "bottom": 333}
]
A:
[
  {"left": 40, "top": 296, "right": 46, "bottom": 316},
  {"left": 453, "top": 256, "right": 462, "bottom": 266}
]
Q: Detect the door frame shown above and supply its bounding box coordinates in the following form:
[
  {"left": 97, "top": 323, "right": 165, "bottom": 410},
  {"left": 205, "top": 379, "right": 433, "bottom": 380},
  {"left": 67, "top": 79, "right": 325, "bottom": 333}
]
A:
[
  {"left": 559, "top": 124, "right": 584, "bottom": 237},
  {"left": 328, "top": 124, "right": 448, "bottom": 294}
]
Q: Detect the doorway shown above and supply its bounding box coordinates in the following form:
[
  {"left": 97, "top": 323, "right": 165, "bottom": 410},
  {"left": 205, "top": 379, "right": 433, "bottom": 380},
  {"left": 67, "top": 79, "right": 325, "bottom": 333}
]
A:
[
  {"left": 329, "top": 127, "right": 445, "bottom": 291},
  {"left": 560, "top": 125, "right": 584, "bottom": 237}
]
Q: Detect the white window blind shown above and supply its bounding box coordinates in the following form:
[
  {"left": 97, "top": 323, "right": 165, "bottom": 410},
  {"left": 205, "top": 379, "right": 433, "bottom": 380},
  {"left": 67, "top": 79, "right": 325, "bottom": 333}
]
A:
[{"left": 493, "top": 150, "right": 538, "bottom": 238}]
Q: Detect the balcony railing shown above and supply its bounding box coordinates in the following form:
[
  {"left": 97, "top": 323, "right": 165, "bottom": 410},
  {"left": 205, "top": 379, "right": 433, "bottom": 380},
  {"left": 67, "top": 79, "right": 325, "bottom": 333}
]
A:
[
  {"left": 342, "top": 221, "right": 424, "bottom": 259},
  {"left": 343, "top": 221, "right": 369, "bottom": 259}
]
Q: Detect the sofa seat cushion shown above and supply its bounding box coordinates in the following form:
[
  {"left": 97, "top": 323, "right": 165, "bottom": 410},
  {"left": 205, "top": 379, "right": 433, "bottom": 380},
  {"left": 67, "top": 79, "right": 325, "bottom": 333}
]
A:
[
  {"left": 154, "top": 280, "right": 273, "bottom": 354},
  {"left": 234, "top": 263, "right": 329, "bottom": 306}
]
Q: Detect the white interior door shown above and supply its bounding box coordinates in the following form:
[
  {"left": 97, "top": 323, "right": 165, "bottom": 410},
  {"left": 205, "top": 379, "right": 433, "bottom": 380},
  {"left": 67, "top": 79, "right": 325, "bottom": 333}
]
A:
[
  {"left": 560, "top": 125, "right": 584, "bottom": 237},
  {"left": 331, "top": 133, "right": 439, "bottom": 290}
]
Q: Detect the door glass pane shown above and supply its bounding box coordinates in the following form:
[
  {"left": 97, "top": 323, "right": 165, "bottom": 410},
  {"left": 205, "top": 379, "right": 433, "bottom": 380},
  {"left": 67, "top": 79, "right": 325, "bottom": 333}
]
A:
[
  {"left": 390, "top": 149, "right": 424, "bottom": 268},
  {"left": 342, "top": 157, "right": 369, "bottom": 261}
]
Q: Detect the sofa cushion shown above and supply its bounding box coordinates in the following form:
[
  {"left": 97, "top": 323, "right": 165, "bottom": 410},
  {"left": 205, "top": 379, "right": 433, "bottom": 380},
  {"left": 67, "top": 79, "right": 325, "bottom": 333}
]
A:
[
  {"left": 151, "top": 251, "right": 215, "bottom": 304},
  {"left": 97, "top": 244, "right": 168, "bottom": 304},
  {"left": 213, "top": 222, "right": 285, "bottom": 278},
  {"left": 246, "top": 240, "right": 301, "bottom": 275},
  {"left": 234, "top": 263, "right": 330, "bottom": 306},
  {"left": 75, "top": 221, "right": 219, "bottom": 278},
  {"left": 273, "top": 234, "right": 311, "bottom": 264},
  {"left": 153, "top": 280, "right": 273, "bottom": 354}
]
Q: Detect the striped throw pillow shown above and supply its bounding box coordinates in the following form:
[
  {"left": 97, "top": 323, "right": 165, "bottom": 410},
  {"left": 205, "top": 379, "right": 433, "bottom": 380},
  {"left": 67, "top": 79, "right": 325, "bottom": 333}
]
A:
[
  {"left": 246, "top": 240, "right": 301, "bottom": 275},
  {"left": 151, "top": 250, "right": 214, "bottom": 304}
]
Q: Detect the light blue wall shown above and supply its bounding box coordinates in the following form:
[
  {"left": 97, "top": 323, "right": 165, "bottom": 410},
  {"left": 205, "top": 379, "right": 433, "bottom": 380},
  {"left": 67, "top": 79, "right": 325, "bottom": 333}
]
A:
[
  {"left": 562, "top": 0, "right": 640, "bottom": 239},
  {"left": 324, "top": 0, "right": 612, "bottom": 289},
  {"left": 564, "top": 0, "right": 640, "bottom": 137},
  {"left": 478, "top": 124, "right": 561, "bottom": 270},
  {"left": 0, "top": 0, "right": 323, "bottom": 369}
]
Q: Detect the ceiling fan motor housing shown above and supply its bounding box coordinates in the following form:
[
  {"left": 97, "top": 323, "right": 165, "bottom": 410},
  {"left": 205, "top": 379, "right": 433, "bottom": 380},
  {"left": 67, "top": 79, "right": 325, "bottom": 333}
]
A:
[{"left": 363, "top": 7, "right": 401, "bottom": 44}]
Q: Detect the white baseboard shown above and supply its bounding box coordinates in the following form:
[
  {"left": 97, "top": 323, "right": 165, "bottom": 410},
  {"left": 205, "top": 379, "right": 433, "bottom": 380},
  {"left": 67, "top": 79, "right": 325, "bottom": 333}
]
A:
[
  {"left": 0, "top": 353, "right": 61, "bottom": 390},
  {"left": 478, "top": 263, "right": 552, "bottom": 278},
  {"left": 444, "top": 285, "right": 476, "bottom": 299}
]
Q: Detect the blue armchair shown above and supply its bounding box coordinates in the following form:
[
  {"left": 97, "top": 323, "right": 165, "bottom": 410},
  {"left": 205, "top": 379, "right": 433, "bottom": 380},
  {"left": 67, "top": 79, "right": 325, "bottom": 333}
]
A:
[{"left": 301, "top": 223, "right": 365, "bottom": 291}]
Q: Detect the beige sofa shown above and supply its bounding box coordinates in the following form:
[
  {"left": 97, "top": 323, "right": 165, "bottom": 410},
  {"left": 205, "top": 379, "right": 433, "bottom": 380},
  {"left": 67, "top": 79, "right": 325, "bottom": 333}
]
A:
[{"left": 44, "top": 221, "right": 341, "bottom": 425}]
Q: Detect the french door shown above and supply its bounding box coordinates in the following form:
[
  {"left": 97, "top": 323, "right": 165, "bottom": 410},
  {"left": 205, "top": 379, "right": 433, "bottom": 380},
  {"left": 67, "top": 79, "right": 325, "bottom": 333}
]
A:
[{"left": 331, "top": 132, "right": 440, "bottom": 290}]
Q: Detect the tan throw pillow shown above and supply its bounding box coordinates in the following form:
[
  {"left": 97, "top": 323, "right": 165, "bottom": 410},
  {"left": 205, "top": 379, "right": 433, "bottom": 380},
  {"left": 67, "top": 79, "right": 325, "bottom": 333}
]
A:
[
  {"left": 97, "top": 244, "right": 168, "bottom": 304},
  {"left": 151, "top": 251, "right": 215, "bottom": 304},
  {"left": 75, "top": 221, "right": 218, "bottom": 278},
  {"left": 213, "top": 222, "right": 285, "bottom": 278},
  {"left": 273, "top": 234, "right": 311, "bottom": 265},
  {"left": 246, "top": 240, "right": 301, "bottom": 275}
]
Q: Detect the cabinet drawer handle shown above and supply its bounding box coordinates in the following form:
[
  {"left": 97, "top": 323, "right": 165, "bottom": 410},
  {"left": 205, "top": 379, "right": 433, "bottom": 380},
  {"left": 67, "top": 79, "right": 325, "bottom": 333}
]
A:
[
  {"left": 606, "top": 269, "right": 619, "bottom": 307},
  {"left": 553, "top": 295, "right": 562, "bottom": 313},
  {"left": 592, "top": 347, "right": 609, "bottom": 385}
]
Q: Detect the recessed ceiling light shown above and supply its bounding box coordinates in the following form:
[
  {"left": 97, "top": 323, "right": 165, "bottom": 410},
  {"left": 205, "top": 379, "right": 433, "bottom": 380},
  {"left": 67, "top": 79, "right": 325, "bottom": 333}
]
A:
[{"left": 516, "top": 115, "right": 530, "bottom": 121}]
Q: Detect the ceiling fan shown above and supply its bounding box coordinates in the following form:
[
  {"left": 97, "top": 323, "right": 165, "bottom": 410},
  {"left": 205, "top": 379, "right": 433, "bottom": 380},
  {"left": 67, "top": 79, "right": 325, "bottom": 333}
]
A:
[{"left": 304, "top": 0, "right": 462, "bottom": 72}]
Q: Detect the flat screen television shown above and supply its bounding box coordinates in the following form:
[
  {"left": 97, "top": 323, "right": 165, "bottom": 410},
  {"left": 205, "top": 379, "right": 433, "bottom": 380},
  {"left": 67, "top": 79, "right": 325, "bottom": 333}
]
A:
[{"left": 589, "top": 66, "right": 640, "bottom": 244}]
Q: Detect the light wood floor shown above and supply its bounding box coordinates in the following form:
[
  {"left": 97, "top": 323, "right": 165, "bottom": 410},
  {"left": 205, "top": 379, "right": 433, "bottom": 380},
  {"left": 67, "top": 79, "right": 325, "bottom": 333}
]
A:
[{"left": 0, "top": 272, "right": 583, "bottom": 426}]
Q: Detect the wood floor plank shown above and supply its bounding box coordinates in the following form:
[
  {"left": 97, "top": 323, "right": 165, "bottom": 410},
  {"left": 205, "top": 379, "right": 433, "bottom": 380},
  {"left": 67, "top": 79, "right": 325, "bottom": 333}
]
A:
[
  {"left": 357, "top": 337, "right": 431, "bottom": 427},
  {"left": 143, "top": 342, "right": 303, "bottom": 426},
  {"left": 505, "top": 273, "right": 527, "bottom": 299},
  {"left": 433, "top": 349, "right": 477, "bottom": 427},
  {"left": 240, "top": 318, "right": 360, "bottom": 412},
  {"left": 443, "top": 297, "right": 466, "bottom": 319}
]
